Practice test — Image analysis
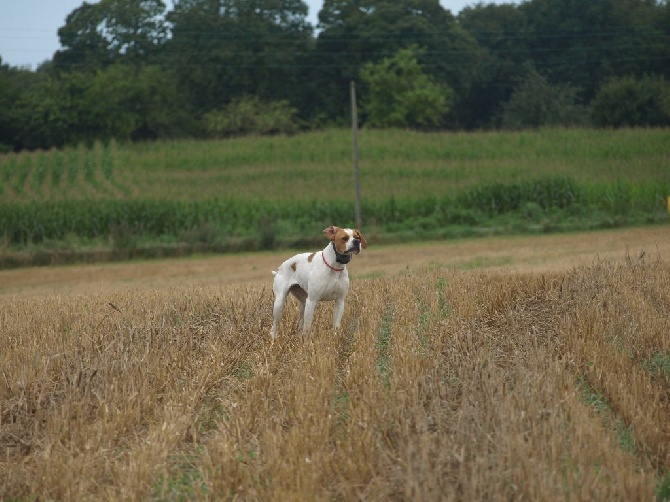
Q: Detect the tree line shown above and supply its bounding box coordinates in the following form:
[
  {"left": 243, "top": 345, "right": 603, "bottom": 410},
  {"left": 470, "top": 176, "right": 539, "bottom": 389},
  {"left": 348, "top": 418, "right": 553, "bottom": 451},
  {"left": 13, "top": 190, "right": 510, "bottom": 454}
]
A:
[{"left": 1, "top": 0, "right": 669, "bottom": 151}]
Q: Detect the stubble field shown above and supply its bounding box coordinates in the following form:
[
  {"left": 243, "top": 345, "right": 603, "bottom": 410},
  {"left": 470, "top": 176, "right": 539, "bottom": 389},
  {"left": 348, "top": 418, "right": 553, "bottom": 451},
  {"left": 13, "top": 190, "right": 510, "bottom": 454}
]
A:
[{"left": 1, "top": 226, "right": 669, "bottom": 499}]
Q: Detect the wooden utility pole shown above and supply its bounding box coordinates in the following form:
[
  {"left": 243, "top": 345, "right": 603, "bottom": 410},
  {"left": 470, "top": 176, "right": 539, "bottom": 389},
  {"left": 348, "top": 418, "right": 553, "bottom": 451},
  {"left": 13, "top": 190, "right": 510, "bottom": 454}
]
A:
[{"left": 350, "top": 81, "right": 362, "bottom": 228}]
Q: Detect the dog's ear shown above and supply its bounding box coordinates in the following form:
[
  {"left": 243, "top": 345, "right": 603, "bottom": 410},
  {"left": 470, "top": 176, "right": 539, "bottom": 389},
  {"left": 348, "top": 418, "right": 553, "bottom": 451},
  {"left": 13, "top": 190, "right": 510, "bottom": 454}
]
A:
[
  {"left": 323, "top": 226, "right": 339, "bottom": 240},
  {"left": 355, "top": 229, "right": 368, "bottom": 249}
]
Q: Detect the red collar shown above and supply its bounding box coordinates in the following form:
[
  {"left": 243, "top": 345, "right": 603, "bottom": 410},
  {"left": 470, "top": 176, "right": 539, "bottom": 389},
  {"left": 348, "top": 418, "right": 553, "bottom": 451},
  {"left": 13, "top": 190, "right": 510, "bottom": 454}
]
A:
[{"left": 322, "top": 251, "right": 345, "bottom": 272}]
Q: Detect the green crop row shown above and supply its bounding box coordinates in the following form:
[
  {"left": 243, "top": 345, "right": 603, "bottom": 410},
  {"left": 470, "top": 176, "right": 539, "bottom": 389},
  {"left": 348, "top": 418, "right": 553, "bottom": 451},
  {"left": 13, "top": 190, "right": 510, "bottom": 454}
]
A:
[
  {"left": 457, "top": 177, "right": 668, "bottom": 215},
  {"left": 2, "top": 177, "right": 667, "bottom": 253},
  {"left": 0, "top": 144, "right": 124, "bottom": 201},
  {"left": 1, "top": 128, "right": 669, "bottom": 205}
]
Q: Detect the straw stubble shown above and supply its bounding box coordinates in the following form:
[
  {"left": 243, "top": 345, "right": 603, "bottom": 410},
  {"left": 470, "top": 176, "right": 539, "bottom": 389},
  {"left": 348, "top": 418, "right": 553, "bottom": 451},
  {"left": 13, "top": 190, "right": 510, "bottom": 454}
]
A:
[{"left": 1, "top": 257, "right": 668, "bottom": 499}]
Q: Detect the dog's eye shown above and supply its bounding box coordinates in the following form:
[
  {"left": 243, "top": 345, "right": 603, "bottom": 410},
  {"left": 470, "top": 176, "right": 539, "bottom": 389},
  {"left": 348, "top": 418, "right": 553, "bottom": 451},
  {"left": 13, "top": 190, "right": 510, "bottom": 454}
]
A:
[{"left": 342, "top": 236, "right": 349, "bottom": 241}]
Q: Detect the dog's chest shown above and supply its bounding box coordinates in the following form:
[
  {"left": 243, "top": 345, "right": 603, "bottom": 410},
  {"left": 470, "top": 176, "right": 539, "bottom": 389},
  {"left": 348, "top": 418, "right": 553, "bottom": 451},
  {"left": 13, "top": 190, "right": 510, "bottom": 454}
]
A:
[
  {"left": 293, "top": 259, "right": 349, "bottom": 300},
  {"left": 315, "top": 272, "right": 349, "bottom": 300}
]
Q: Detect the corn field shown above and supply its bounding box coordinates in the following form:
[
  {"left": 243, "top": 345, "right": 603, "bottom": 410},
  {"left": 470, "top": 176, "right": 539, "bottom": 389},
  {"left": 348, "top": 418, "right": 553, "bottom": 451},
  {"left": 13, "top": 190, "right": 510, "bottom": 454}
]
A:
[{"left": 1, "top": 129, "right": 668, "bottom": 267}]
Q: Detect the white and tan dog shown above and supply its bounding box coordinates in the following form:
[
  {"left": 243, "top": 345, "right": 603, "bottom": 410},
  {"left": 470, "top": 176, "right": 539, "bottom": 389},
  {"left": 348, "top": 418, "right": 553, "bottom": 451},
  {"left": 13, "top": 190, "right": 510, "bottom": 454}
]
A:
[{"left": 270, "top": 225, "right": 367, "bottom": 339}]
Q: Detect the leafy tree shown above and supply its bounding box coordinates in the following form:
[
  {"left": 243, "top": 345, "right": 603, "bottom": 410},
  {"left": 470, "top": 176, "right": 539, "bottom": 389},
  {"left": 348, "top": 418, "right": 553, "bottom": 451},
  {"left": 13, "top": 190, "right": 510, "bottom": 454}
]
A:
[
  {"left": 4, "top": 0, "right": 670, "bottom": 151},
  {"left": 457, "top": 3, "right": 530, "bottom": 128},
  {"left": 0, "top": 60, "right": 37, "bottom": 150},
  {"left": 591, "top": 75, "right": 670, "bottom": 128},
  {"left": 164, "top": 0, "right": 312, "bottom": 116},
  {"left": 54, "top": 0, "right": 168, "bottom": 71},
  {"left": 520, "top": 0, "right": 667, "bottom": 100},
  {"left": 359, "top": 46, "right": 451, "bottom": 128},
  {"left": 501, "top": 69, "right": 587, "bottom": 129},
  {"left": 313, "top": 0, "right": 483, "bottom": 123},
  {"left": 11, "top": 64, "right": 186, "bottom": 149},
  {"left": 75, "top": 64, "right": 188, "bottom": 143},
  {"left": 52, "top": 2, "right": 113, "bottom": 71},
  {"left": 654, "top": 2, "right": 670, "bottom": 78},
  {"left": 12, "top": 72, "right": 87, "bottom": 150}
]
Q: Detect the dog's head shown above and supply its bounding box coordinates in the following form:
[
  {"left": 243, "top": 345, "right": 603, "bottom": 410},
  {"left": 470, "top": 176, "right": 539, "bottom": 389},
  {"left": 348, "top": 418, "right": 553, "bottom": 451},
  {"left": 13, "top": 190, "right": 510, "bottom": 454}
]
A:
[{"left": 324, "top": 226, "right": 368, "bottom": 256}]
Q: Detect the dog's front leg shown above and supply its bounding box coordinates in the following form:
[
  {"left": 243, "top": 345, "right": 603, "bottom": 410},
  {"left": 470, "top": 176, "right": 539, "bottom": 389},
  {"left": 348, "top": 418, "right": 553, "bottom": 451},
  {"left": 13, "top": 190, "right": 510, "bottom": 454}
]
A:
[
  {"left": 271, "top": 292, "right": 287, "bottom": 339},
  {"left": 333, "top": 298, "right": 345, "bottom": 330},
  {"left": 302, "top": 296, "right": 319, "bottom": 334}
]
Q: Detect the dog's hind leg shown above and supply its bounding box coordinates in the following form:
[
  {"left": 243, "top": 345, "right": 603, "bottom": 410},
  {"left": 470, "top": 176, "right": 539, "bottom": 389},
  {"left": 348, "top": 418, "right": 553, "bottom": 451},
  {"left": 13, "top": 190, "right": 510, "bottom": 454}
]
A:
[
  {"left": 289, "top": 284, "right": 307, "bottom": 331},
  {"left": 296, "top": 301, "right": 306, "bottom": 331}
]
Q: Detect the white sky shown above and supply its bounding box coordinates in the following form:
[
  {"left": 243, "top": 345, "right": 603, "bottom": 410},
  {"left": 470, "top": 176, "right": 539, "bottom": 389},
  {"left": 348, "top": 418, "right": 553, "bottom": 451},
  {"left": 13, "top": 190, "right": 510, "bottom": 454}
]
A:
[{"left": 0, "top": 0, "right": 516, "bottom": 68}]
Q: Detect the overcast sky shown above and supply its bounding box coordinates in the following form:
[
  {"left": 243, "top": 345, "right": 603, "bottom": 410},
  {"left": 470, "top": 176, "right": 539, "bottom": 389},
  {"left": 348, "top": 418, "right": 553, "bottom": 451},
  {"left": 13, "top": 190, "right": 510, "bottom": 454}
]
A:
[{"left": 0, "top": 0, "right": 516, "bottom": 68}]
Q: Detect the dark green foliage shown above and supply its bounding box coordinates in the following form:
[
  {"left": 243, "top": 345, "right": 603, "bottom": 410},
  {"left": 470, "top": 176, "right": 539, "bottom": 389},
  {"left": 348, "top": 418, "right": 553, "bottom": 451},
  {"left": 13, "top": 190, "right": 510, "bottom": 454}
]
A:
[
  {"left": 502, "top": 70, "right": 588, "bottom": 129},
  {"left": 456, "top": 3, "right": 530, "bottom": 128},
  {"left": 9, "top": 65, "right": 187, "bottom": 150},
  {"left": 74, "top": 64, "right": 190, "bottom": 143},
  {"left": 164, "top": 0, "right": 312, "bottom": 117},
  {"left": 2, "top": 0, "right": 670, "bottom": 149},
  {"left": 519, "top": 0, "right": 668, "bottom": 101},
  {"left": 204, "top": 97, "right": 301, "bottom": 138},
  {"left": 313, "top": 0, "right": 484, "bottom": 124},
  {"left": 591, "top": 75, "right": 670, "bottom": 128},
  {"left": 360, "top": 46, "right": 452, "bottom": 128},
  {"left": 12, "top": 73, "right": 79, "bottom": 150},
  {"left": 0, "top": 63, "right": 38, "bottom": 151}
]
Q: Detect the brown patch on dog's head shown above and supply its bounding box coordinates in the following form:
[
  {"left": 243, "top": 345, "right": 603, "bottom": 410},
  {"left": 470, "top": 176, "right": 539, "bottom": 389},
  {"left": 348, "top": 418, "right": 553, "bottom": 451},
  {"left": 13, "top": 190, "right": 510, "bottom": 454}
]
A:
[
  {"left": 324, "top": 226, "right": 368, "bottom": 255},
  {"left": 324, "top": 226, "right": 352, "bottom": 254},
  {"left": 290, "top": 262, "right": 297, "bottom": 272},
  {"left": 308, "top": 252, "right": 316, "bottom": 262},
  {"left": 353, "top": 229, "right": 368, "bottom": 249}
]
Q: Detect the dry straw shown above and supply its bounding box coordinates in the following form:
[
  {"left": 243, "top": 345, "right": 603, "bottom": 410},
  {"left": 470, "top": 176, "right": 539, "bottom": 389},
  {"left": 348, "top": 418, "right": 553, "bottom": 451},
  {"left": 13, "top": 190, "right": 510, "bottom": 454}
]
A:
[{"left": 1, "top": 256, "right": 668, "bottom": 499}]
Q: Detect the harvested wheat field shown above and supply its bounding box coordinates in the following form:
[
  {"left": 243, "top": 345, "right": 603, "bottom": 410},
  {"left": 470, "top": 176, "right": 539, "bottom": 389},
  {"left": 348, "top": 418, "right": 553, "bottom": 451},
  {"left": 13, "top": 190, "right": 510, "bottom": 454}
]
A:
[{"left": 2, "top": 227, "right": 670, "bottom": 500}]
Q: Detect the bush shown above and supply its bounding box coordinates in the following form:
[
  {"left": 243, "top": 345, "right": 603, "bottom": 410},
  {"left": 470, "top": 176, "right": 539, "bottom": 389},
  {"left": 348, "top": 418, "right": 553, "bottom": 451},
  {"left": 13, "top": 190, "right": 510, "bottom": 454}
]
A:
[
  {"left": 591, "top": 75, "right": 670, "bottom": 128},
  {"left": 204, "top": 97, "right": 301, "bottom": 137},
  {"left": 502, "top": 69, "right": 588, "bottom": 129},
  {"left": 359, "top": 45, "right": 452, "bottom": 129}
]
